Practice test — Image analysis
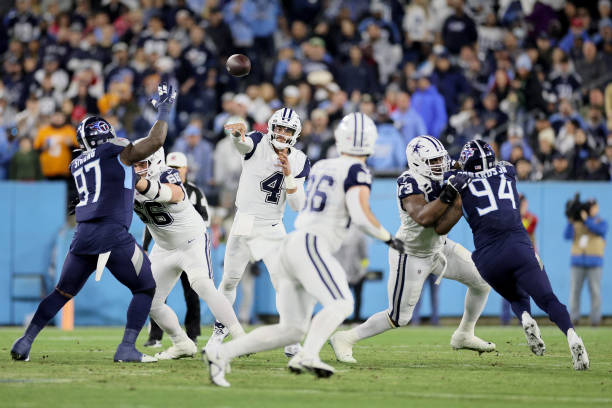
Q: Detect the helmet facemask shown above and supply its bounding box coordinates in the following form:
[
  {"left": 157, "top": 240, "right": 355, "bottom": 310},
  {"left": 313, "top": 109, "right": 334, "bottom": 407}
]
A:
[
  {"left": 426, "top": 154, "right": 450, "bottom": 180},
  {"left": 270, "top": 124, "right": 298, "bottom": 150}
]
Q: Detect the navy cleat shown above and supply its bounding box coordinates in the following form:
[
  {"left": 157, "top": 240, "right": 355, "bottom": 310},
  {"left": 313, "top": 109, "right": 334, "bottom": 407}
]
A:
[
  {"left": 114, "top": 343, "right": 157, "bottom": 363},
  {"left": 11, "top": 336, "right": 32, "bottom": 361}
]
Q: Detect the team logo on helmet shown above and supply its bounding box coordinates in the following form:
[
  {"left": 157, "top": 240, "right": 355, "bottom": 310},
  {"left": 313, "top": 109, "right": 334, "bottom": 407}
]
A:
[
  {"left": 87, "top": 121, "right": 111, "bottom": 135},
  {"left": 459, "top": 145, "right": 475, "bottom": 163}
]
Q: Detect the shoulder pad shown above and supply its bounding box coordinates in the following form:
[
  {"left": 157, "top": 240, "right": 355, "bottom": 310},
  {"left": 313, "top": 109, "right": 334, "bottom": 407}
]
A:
[{"left": 344, "top": 162, "right": 372, "bottom": 192}]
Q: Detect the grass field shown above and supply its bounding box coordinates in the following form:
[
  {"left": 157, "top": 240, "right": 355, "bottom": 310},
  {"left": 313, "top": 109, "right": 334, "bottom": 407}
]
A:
[{"left": 1, "top": 325, "right": 611, "bottom": 408}]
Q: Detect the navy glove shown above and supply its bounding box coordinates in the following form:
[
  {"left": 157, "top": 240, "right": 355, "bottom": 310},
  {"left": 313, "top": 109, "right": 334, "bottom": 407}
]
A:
[
  {"left": 151, "top": 82, "right": 177, "bottom": 122},
  {"left": 440, "top": 173, "right": 471, "bottom": 204}
]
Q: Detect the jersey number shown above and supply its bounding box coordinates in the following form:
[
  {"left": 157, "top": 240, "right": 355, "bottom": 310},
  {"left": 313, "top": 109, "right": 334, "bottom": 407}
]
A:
[
  {"left": 303, "top": 175, "right": 334, "bottom": 212},
  {"left": 73, "top": 159, "right": 101, "bottom": 207},
  {"left": 468, "top": 174, "right": 516, "bottom": 216},
  {"left": 134, "top": 201, "right": 174, "bottom": 226},
  {"left": 260, "top": 172, "right": 284, "bottom": 204}
]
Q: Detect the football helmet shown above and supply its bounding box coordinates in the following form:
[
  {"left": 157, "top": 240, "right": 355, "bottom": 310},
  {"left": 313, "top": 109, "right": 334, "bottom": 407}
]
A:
[
  {"left": 406, "top": 135, "right": 449, "bottom": 180},
  {"left": 76, "top": 116, "right": 116, "bottom": 151},
  {"left": 458, "top": 139, "right": 496, "bottom": 172},
  {"left": 334, "top": 112, "right": 378, "bottom": 156},
  {"left": 267, "top": 108, "right": 301, "bottom": 150},
  {"left": 134, "top": 138, "right": 165, "bottom": 179}
]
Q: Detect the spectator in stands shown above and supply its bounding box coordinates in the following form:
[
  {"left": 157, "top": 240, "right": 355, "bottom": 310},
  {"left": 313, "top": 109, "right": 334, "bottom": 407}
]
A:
[
  {"left": 361, "top": 22, "right": 401, "bottom": 85},
  {"left": 303, "top": 108, "right": 332, "bottom": 163},
  {"left": 367, "top": 104, "right": 405, "bottom": 173},
  {"left": 32, "top": 109, "right": 77, "bottom": 181},
  {"left": 576, "top": 42, "right": 607, "bottom": 92},
  {"left": 513, "top": 53, "right": 547, "bottom": 114},
  {"left": 9, "top": 137, "right": 41, "bottom": 180},
  {"left": 431, "top": 50, "right": 469, "bottom": 116},
  {"left": 340, "top": 45, "right": 378, "bottom": 95},
  {"left": 442, "top": 0, "right": 477, "bottom": 55},
  {"left": 544, "top": 152, "right": 572, "bottom": 180},
  {"left": 565, "top": 198, "right": 608, "bottom": 326},
  {"left": 500, "top": 125, "right": 534, "bottom": 162},
  {"left": 560, "top": 17, "right": 591, "bottom": 54},
  {"left": 214, "top": 116, "right": 248, "bottom": 211},
  {"left": 551, "top": 99, "right": 586, "bottom": 133},
  {"left": 172, "top": 120, "right": 214, "bottom": 195},
  {"left": 578, "top": 150, "right": 611, "bottom": 181},
  {"left": 206, "top": 6, "right": 234, "bottom": 58},
  {"left": 535, "top": 127, "right": 557, "bottom": 175},
  {"left": 411, "top": 73, "right": 447, "bottom": 138},
  {"left": 515, "top": 158, "right": 536, "bottom": 181},
  {"left": 390, "top": 91, "right": 426, "bottom": 145},
  {"left": 480, "top": 92, "right": 508, "bottom": 144},
  {"left": 550, "top": 53, "right": 581, "bottom": 101}
]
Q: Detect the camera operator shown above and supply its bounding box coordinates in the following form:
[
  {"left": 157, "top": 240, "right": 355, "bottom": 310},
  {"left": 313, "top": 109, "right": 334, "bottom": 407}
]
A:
[{"left": 564, "top": 195, "right": 608, "bottom": 326}]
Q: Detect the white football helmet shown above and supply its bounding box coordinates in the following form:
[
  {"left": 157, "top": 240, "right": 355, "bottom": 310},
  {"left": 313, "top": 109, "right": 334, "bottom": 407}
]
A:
[
  {"left": 335, "top": 112, "right": 378, "bottom": 156},
  {"left": 406, "top": 135, "right": 449, "bottom": 180},
  {"left": 134, "top": 138, "right": 165, "bottom": 179},
  {"left": 267, "top": 107, "right": 301, "bottom": 150}
]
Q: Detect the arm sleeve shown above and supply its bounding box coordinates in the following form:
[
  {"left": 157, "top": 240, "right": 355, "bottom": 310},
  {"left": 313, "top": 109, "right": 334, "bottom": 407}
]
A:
[
  {"left": 143, "top": 227, "right": 153, "bottom": 251},
  {"left": 345, "top": 187, "right": 391, "bottom": 242},
  {"left": 232, "top": 131, "right": 259, "bottom": 155},
  {"left": 287, "top": 178, "right": 306, "bottom": 211},
  {"left": 564, "top": 223, "right": 574, "bottom": 240},
  {"left": 585, "top": 218, "right": 608, "bottom": 237}
]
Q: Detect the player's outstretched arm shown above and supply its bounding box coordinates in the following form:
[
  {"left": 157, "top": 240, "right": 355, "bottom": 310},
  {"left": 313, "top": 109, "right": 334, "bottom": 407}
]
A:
[
  {"left": 434, "top": 195, "right": 463, "bottom": 235},
  {"left": 225, "top": 122, "right": 254, "bottom": 155},
  {"left": 135, "top": 176, "right": 185, "bottom": 203},
  {"left": 120, "top": 83, "right": 177, "bottom": 165},
  {"left": 346, "top": 186, "right": 405, "bottom": 253}
]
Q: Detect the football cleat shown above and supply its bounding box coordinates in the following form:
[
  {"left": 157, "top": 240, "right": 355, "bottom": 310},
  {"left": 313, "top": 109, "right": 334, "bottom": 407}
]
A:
[
  {"left": 203, "top": 343, "right": 231, "bottom": 387},
  {"left": 450, "top": 330, "right": 496, "bottom": 354},
  {"left": 154, "top": 340, "right": 197, "bottom": 360},
  {"left": 10, "top": 336, "right": 31, "bottom": 361},
  {"left": 521, "top": 312, "right": 546, "bottom": 356},
  {"left": 288, "top": 352, "right": 335, "bottom": 378},
  {"left": 143, "top": 339, "right": 163, "bottom": 348},
  {"left": 567, "top": 329, "right": 589, "bottom": 370},
  {"left": 114, "top": 343, "right": 158, "bottom": 363},
  {"left": 330, "top": 332, "right": 357, "bottom": 363},
  {"left": 284, "top": 343, "right": 302, "bottom": 358},
  {"left": 205, "top": 322, "right": 229, "bottom": 350}
]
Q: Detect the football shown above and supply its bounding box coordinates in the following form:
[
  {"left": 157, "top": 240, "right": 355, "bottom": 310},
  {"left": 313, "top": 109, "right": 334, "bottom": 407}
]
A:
[{"left": 226, "top": 54, "right": 251, "bottom": 77}]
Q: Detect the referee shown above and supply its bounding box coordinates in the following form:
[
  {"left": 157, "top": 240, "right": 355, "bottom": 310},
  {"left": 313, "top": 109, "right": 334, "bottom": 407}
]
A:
[{"left": 143, "top": 152, "right": 210, "bottom": 346}]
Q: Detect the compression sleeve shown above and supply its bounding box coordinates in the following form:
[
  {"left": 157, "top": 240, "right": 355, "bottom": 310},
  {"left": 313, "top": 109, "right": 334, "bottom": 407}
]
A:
[
  {"left": 231, "top": 133, "right": 254, "bottom": 155},
  {"left": 345, "top": 187, "right": 392, "bottom": 242}
]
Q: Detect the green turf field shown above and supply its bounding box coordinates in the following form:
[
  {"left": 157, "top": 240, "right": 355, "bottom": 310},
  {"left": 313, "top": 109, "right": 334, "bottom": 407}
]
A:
[{"left": 1, "top": 325, "right": 611, "bottom": 408}]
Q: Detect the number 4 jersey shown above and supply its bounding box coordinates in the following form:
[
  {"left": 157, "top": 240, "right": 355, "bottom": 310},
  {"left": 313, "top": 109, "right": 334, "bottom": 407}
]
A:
[
  {"left": 135, "top": 167, "right": 206, "bottom": 250},
  {"left": 235, "top": 131, "right": 310, "bottom": 221},
  {"left": 457, "top": 162, "right": 525, "bottom": 250}
]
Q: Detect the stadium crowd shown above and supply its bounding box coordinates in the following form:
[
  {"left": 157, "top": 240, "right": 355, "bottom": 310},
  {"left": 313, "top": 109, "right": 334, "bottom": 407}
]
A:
[{"left": 1, "top": 0, "right": 612, "bottom": 216}]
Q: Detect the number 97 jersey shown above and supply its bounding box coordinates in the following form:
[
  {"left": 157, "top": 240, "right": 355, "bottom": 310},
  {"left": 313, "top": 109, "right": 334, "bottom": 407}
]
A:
[
  {"left": 294, "top": 156, "right": 372, "bottom": 254},
  {"left": 458, "top": 162, "right": 525, "bottom": 250}
]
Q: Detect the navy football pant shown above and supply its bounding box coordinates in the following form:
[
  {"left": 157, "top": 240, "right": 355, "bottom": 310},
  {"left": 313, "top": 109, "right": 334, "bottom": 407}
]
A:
[{"left": 473, "top": 237, "right": 573, "bottom": 334}]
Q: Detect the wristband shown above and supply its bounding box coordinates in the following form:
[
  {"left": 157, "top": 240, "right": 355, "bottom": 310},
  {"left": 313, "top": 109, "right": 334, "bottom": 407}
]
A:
[
  {"left": 157, "top": 103, "right": 171, "bottom": 122},
  {"left": 141, "top": 180, "right": 160, "bottom": 200},
  {"left": 285, "top": 174, "right": 297, "bottom": 190}
]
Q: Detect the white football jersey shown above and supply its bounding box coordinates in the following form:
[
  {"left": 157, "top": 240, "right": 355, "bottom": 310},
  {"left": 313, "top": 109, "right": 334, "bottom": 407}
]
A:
[
  {"left": 135, "top": 167, "right": 206, "bottom": 250},
  {"left": 395, "top": 169, "right": 445, "bottom": 257},
  {"left": 235, "top": 132, "right": 310, "bottom": 221},
  {"left": 294, "top": 156, "right": 372, "bottom": 254}
]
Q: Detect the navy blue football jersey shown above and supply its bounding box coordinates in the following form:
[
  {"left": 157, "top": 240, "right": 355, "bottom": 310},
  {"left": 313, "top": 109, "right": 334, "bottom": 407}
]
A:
[
  {"left": 457, "top": 162, "right": 526, "bottom": 249},
  {"left": 70, "top": 139, "right": 134, "bottom": 228}
]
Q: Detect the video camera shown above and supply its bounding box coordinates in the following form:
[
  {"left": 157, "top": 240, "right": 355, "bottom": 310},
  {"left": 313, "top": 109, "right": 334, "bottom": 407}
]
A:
[{"left": 565, "top": 193, "right": 593, "bottom": 222}]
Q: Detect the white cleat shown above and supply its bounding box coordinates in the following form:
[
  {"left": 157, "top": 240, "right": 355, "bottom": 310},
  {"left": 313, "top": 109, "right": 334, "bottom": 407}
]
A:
[
  {"left": 450, "top": 330, "right": 496, "bottom": 354},
  {"left": 205, "top": 324, "right": 229, "bottom": 350},
  {"left": 567, "top": 329, "right": 589, "bottom": 371},
  {"left": 521, "top": 312, "right": 546, "bottom": 356},
  {"left": 140, "top": 354, "right": 158, "bottom": 363},
  {"left": 284, "top": 343, "right": 302, "bottom": 358},
  {"left": 330, "top": 331, "right": 357, "bottom": 363},
  {"left": 203, "top": 343, "right": 231, "bottom": 387},
  {"left": 288, "top": 352, "right": 335, "bottom": 378},
  {"left": 154, "top": 340, "right": 197, "bottom": 360}
]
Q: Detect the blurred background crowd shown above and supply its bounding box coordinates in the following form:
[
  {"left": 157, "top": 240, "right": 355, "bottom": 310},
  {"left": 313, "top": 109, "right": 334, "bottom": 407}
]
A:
[{"left": 1, "top": 0, "right": 612, "bottom": 229}]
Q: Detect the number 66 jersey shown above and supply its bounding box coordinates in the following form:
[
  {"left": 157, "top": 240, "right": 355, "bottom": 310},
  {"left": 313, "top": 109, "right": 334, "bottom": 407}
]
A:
[{"left": 134, "top": 167, "right": 206, "bottom": 250}]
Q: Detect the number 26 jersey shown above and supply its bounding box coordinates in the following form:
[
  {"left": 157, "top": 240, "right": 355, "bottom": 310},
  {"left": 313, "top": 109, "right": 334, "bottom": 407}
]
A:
[
  {"left": 135, "top": 167, "right": 206, "bottom": 250},
  {"left": 235, "top": 132, "right": 310, "bottom": 222}
]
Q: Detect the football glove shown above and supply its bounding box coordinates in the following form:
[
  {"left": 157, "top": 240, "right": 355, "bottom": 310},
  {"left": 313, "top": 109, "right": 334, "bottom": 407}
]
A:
[
  {"left": 440, "top": 173, "right": 471, "bottom": 204},
  {"left": 385, "top": 237, "right": 406, "bottom": 254},
  {"left": 151, "top": 82, "right": 177, "bottom": 122}
]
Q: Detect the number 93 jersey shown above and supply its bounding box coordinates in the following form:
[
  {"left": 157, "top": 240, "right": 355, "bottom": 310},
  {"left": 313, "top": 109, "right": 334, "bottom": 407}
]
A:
[
  {"left": 395, "top": 170, "right": 445, "bottom": 257},
  {"left": 135, "top": 167, "right": 207, "bottom": 250},
  {"left": 235, "top": 132, "right": 310, "bottom": 221},
  {"left": 294, "top": 156, "right": 372, "bottom": 254},
  {"left": 458, "top": 162, "right": 525, "bottom": 250}
]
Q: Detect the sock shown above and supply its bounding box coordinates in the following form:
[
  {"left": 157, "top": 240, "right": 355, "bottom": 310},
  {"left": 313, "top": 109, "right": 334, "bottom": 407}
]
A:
[
  {"left": 302, "top": 306, "right": 348, "bottom": 360},
  {"left": 222, "top": 324, "right": 300, "bottom": 359},
  {"left": 121, "top": 328, "right": 140, "bottom": 346},
  {"left": 192, "top": 279, "right": 245, "bottom": 338},
  {"left": 456, "top": 287, "right": 489, "bottom": 335},
  {"left": 26, "top": 290, "right": 70, "bottom": 342},
  {"left": 150, "top": 304, "right": 190, "bottom": 345},
  {"left": 349, "top": 311, "right": 394, "bottom": 343},
  {"left": 126, "top": 292, "right": 153, "bottom": 332}
]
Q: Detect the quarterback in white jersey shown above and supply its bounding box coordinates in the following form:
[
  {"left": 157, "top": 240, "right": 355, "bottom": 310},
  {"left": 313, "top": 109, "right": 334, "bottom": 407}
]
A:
[
  {"left": 330, "top": 135, "right": 495, "bottom": 364},
  {"left": 208, "top": 108, "right": 310, "bottom": 351},
  {"left": 133, "top": 146, "right": 244, "bottom": 360},
  {"left": 204, "top": 113, "right": 406, "bottom": 387}
]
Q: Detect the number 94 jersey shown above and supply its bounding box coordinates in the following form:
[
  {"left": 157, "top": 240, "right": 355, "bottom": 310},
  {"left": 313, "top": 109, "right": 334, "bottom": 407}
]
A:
[
  {"left": 294, "top": 156, "right": 372, "bottom": 254},
  {"left": 457, "top": 162, "right": 525, "bottom": 250},
  {"left": 135, "top": 167, "right": 206, "bottom": 250},
  {"left": 235, "top": 132, "right": 310, "bottom": 221}
]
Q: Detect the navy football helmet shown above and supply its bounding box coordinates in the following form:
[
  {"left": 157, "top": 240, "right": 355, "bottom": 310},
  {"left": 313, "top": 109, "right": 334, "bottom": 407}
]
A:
[
  {"left": 76, "top": 116, "right": 116, "bottom": 151},
  {"left": 458, "top": 139, "right": 496, "bottom": 172}
]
